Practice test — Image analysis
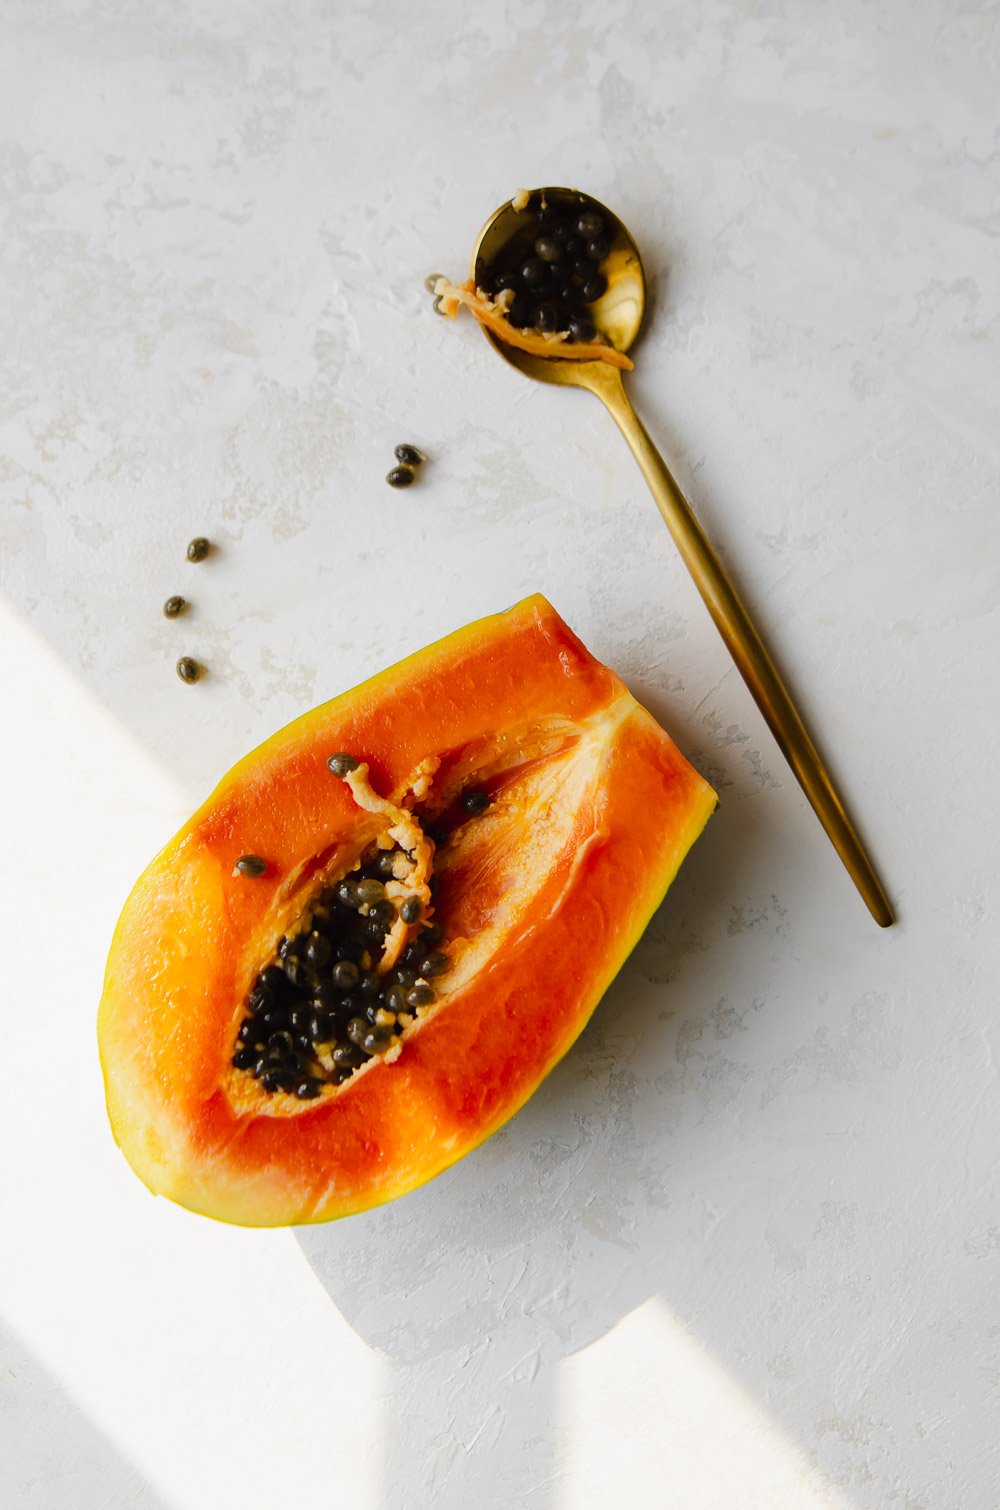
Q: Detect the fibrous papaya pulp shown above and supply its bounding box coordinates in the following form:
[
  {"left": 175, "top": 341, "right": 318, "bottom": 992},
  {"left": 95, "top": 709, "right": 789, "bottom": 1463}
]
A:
[{"left": 98, "top": 596, "right": 716, "bottom": 1225}]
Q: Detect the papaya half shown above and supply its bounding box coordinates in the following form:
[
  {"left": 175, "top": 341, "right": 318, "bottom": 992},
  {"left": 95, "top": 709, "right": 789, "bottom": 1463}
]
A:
[{"left": 98, "top": 596, "right": 716, "bottom": 1226}]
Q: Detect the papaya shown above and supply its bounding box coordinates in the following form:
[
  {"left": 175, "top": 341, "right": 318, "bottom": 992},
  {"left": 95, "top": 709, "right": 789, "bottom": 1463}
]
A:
[
  {"left": 433, "top": 278, "right": 634, "bottom": 370},
  {"left": 98, "top": 596, "right": 715, "bottom": 1226}
]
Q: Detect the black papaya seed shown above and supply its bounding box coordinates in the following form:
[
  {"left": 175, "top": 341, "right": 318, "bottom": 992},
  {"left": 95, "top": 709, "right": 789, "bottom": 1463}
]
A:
[
  {"left": 327, "top": 752, "right": 360, "bottom": 777},
  {"left": 234, "top": 854, "right": 268, "bottom": 878},
  {"left": 176, "top": 656, "right": 202, "bottom": 684}
]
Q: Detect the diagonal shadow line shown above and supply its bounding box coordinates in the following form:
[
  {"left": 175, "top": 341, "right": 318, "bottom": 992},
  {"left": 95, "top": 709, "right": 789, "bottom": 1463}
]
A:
[{"left": 0, "top": 1314, "right": 174, "bottom": 1510}]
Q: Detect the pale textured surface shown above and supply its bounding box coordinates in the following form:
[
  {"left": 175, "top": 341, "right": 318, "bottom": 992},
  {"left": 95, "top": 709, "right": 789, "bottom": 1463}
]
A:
[{"left": 1, "top": 1, "right": 998, "bottom": 1507}]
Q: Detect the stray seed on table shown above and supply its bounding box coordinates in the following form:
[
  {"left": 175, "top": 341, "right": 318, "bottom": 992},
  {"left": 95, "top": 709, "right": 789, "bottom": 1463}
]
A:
[
  {"left": 176, "top": 656, "right": 202, "bottom": 684},
  {"left": 163, "top": 595, "right": 187, "bottom": 618},
  {"left": 424, "top": 272, "right": 444, "bottom": 294},
  {"left": 386, "top": 465, "right": 415, "bottom": 488},
  {"left": 394, "top": 443, "right": 427, "bottom": 467},
  {"left": 186, "top": 537, "right": 211, "bottom": 562},
  {"left": 234, "top": 854, "right": 268, "bottom": 878}
]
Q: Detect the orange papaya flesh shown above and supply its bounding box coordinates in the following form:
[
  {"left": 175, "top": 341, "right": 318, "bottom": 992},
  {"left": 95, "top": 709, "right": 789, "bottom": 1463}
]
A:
[
  {"left": 98, "top": 596, "right": 715, "bottom": 1226},
  {"left": 433, "top": 278, "right": 634, "bottom": 371}
]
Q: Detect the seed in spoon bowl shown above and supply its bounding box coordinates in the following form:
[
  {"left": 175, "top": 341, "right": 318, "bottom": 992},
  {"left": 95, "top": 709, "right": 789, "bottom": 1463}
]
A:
[{"left": 432, "top": 187, "right": 634, "bottom": 370}]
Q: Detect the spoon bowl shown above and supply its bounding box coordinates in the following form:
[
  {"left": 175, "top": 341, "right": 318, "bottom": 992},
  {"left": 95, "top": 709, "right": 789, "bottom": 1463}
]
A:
[
  {"left": 465, "top": 186, "right": 894, "bottom": 927},
  {"left": 472, "top": 187, "right": 646, "bottom": 386}
]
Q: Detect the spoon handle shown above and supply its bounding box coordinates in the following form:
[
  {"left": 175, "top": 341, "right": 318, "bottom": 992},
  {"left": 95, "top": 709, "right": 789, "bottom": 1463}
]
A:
[{"left": 599, "top": 375, "right": 893, "bottom": 927}]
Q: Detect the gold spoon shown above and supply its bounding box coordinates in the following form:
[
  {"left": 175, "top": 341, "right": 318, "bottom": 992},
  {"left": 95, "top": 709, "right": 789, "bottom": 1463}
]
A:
[{"left": 470, "top": 187, "right": 894, "bottom": 927}]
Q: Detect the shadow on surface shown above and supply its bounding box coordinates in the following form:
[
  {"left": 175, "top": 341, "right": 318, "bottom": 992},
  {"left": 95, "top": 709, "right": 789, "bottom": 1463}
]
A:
[
  {"left": 295, "top": 692, "right": 973, "bottom": 1510},
  {"left": 0, "top": 398, "right": 955, "bottom": 1509},
  {"left": 0, "top": 1318, "right": 171, "bottom": 1510},
  {"left": 7, "top": 547, "right": 976, "bottom": 1509},
  {"left": 294, "top": 718, "right": 774, "bottom": 1507}
]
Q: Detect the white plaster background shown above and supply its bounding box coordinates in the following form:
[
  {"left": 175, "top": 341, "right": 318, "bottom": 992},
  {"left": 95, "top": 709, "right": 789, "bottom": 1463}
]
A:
[{"left": 1, "top": 1, "right": 998, "bottom": 1506}]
